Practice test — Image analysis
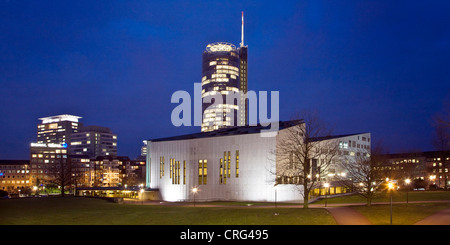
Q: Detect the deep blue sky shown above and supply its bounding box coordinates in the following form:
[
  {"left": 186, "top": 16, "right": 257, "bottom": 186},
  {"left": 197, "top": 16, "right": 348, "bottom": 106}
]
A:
[{"left": 1, "top": 0, "right": 449, "bottom": 159}]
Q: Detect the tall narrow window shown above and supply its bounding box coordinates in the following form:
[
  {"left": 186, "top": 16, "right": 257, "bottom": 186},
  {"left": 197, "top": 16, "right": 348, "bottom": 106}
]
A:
[
  {"left": 220, "top": 158, "right": 223, "bottom": 184},
  {"left": 177, "top": 161, "right": 180, "bottom": 184},
  {"left": 170, "top": 158, "right": 173, "bottom": 183},
  {"left": 227, "top": 151, "right": 231, "bottom": 178},
  {"left": 223, "top": 152, "right": 227, "bottom": 184},
  {"left": 198, "top": 160, "right": 203, "bottom": 185},
  {"left": 236, "top": 150, "right": 239, "bottom": 178},
  {"left": 160, "top": 157, "right": 162, "bottom": 179},
  {"left": 183, "top": 160, "right": 186, "bottom": 185},
  {"left": 162, "top": 157, "right": 165, "bottom": 177},
  {"left": 203, "top": 160, "right": 207, "bottom": 185}
]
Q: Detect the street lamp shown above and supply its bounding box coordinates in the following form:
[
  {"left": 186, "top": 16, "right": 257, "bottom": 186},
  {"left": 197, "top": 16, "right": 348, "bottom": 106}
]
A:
[
  {"left": 323, "top": 183, "right": 330, "bottom": 207},
  {"left": 140, "top": 188, "right": 144, "bottom": 205},
  {"left": 274, "top": 185, "right": 278, "bottom": 208},
  {"left": 388, "top": 182, "right": 395, "bottom": 225},
  {"left": 192, "top": 187, "right": 198, "bottom": 207},
  {"left": 405, "top": 178, "right": 411, "bottom": 204}
]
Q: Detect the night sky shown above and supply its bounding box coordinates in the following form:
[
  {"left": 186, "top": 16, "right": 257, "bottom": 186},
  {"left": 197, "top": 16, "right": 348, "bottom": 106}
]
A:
[{"left": 1, "top": 0, "right": 449, "bottom": 160}]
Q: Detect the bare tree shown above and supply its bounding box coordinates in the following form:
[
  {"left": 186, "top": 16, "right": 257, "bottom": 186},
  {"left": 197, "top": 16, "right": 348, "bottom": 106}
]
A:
[
  {"left": 273, "top": 111, "right": 340, "bottom": 208},
  {"left": 45, "top": 158, "right": 73, "bottom": 197},
  {"left": 431, "top": 112, "right": 450, "bottom": 189},
  {"left": 337, "top": 141, "right": 387, "bottom": 206}
]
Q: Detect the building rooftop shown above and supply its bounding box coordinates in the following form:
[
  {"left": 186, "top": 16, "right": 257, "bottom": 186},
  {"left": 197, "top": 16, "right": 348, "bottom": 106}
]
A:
[
  {"left": 0, "top": 160, "right": 30, "bottom": 165},
  {"left": 310, "top": 133, "right": 370, "bottom": 142},
  {"left": 39, "top": 114, "right": 82, "bottom": 123},
  {"left": 149, "top": 120, "right": 303, "bottom": 142},
  {"left": 149, "top": 120, "right": 370, "bottom": 143},
  {"left": 380, "top": 150, "right": 450, "bottom": 158}
]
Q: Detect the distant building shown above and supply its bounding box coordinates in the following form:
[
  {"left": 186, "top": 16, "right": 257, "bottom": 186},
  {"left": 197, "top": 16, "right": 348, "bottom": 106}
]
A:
[
  {"left": 141, "top": 140, "right": 148, "bottom": 157},
  {"left": 36, "top": 114, "right": 82, "bottom": 146},
  {"left": 0, "top": 160, "right": 31, "bottom": 194},
  {"left": 69, "top": 154, "right": 92, "bottom": 188},
  {"left": 89, "top": 156, "right": 145, "bottom": 187},
  {"left": 29, "top": 143, "right": 68, "bottom": 186},
  {"left": 376, "top": 150, "right": 450, "bottom": 188},
  {"left": 69, "top": 125, "right": 117, "bottom": 158}
]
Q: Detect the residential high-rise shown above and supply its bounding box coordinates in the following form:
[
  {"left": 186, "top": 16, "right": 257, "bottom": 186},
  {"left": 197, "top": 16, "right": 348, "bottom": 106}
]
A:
[{"left": 201, "top": 12, "right": 248, "bottom": 132}]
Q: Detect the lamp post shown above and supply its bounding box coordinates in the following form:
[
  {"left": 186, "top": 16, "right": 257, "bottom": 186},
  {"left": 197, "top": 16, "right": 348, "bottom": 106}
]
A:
[
  {"left": 192, "top": 187, "right": 198, "bottom": 207},
  {"left": 388, "top": 182, "right": 394, "bottom": 225},
  {"left": 323, "top": 183, "right": 330, "bottom": 207},
  {"left": 140, "top": 188, "right": 144, "bottom": 205},
  {"left": 405, "top": 179, "right": 411, "bottom": 204},
  {"left": 274, "top": 185, "right": 278, "bottom": 208}
]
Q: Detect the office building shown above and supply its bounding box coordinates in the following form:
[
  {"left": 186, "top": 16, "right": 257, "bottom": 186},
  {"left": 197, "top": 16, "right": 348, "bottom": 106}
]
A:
[
  {"left": 36, "top": 114, "right": 82, "bottom": 145},
  {"left": 201, "top": 12, "right": 248, "bottom": 132},
  {"left": 69, "top": 125, "right": 118, "bottom": 158},
  {"left": 0, "top": 160, "right": 31, "bottom": 194},
  {"left": 376, "top": 151, "right": 450, "bottom": 188},
  {"left": 29, "top": 143, "right": 68, "bottom": 186}
]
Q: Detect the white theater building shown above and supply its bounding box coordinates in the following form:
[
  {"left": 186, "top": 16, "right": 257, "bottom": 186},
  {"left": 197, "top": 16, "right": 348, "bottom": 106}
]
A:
[{"left": 145, "top": 120, "right": 370, "bottom": 202}]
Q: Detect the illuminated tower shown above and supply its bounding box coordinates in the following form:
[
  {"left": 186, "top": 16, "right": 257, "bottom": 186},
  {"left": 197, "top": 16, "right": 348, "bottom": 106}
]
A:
[{"left": 201, "top": 12, "right": 248, "bottom": 132}]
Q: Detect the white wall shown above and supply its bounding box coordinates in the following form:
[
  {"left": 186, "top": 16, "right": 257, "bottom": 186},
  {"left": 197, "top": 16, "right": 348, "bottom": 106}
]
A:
[
  {"left": 145, "top": 129, "right": 370, "bottom": 203},
  {"left": 146, "top": 130, "right": 303, "bottom": 202}
]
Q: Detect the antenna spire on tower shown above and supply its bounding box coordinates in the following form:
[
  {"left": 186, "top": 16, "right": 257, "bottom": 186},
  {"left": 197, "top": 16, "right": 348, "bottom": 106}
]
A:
[{"left": 240, "top": 11, "right": 244, "bottom": 47}]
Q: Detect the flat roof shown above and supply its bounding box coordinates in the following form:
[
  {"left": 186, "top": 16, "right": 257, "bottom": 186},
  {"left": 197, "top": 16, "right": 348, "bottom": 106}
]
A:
[
  {"left": 310, "top": 133, "right": 370, "bottom": 142},
  {"left": 39, "top": 114, "right": 82, "bottom": 123},
  {"left": 149, "top": 120, "right": 303, "bottom": 142},
  {"left": 149, "top": 120, "right": 370, "bottom": 143},
  {"left": 0, "top": 160, "right": 30, "bottom": 165}
]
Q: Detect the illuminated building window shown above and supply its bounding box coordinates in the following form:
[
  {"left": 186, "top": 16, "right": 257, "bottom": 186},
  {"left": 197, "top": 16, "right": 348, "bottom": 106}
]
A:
[
  {"left": 160, "top": 157, "right": 164, "bottom": 178},
  {"left": 220, "top": 158, "right": 223, "bottom": 184},
  {"left": 236, "top": 150, "right": 239, "bottom": 178},
  {"left": 198, "top": 160, "right": 207, "bottom": 185},
  {"left": 177, "top": 161, "right": 180, "bottom": 185},
  {"left": 203, "top": 160, "right": 207, "bottom": 185},
  {"left": 170, "top": 158, "right": 173, "bottom": 183},
  {"left": 183, "top": 160, "right": 186, "bottom": 185},
  {"left": 227, "top": 151, "right": 231, "bottom": 178}
]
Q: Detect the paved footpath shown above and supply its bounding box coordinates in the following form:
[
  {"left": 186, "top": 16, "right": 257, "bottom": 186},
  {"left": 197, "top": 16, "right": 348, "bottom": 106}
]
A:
[
  {"left": 324, "top": 206, "right": 372, "bottom": 225},
  {"left": 414, "top": 207, "right": 450, "bottom": 225}
]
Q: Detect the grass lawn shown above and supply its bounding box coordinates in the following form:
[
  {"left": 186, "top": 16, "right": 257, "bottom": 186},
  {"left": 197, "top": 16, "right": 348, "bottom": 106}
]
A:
[
  {"left": 352, "top": 202, "right": 450, "bottom": 225},
  {"left": 0, "top": 197, "right": 336, "bottom": 225},
  {"left": 314, "top": 191, "right": 450, "bottom": 205}
]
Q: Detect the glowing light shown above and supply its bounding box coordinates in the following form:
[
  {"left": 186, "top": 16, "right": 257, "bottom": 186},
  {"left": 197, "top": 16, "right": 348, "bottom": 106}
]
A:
[
  {"left": 30, "top": 142, "right": 65, "bottom": 148},
  {"left": 206, "top": 42, "right": 236, "bottom": 52},
  {"left": 39, "top": 114, "right": 81, "bottom": 124},
  {"left": 388, "top": 182, "right": 394, "bottom": 190}
]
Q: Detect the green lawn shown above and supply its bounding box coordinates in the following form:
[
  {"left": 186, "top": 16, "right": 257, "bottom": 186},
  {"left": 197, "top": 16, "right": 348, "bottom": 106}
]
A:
[
  {"left": 0, "top": 197, "right": 335, "bottom": 225},
  {"left": 312, "top": 191, "right": 450, "bottom": 225},
  {"left": 314, "top": 191, "right": 450, "bottom": 204},
  {"left": 352, "top": 202, "right": 450, "bottom": 225}
]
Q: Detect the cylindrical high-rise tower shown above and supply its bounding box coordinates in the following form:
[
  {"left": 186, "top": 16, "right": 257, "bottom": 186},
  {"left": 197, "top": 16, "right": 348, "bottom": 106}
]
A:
[
  {"left": 201, "top": 42, "right": 241, "bottom": 132},
  {"left": 201, "top": 13, "right": 248, "bottom": 132}
]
